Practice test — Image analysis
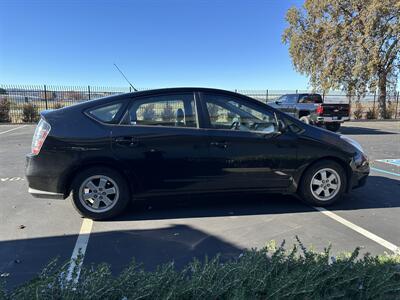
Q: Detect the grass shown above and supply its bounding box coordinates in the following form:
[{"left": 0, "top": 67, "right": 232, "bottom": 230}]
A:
[{"left": 1, "top": 238, "right": 400, "bottom": 299}]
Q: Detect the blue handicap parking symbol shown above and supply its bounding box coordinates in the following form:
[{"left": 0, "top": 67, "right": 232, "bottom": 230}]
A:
[{"left": 376, "top": 159, "right": 400, "bottom": 167}]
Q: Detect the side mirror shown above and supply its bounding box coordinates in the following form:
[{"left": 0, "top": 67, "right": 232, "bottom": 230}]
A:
[{"left": 278, "top": 120, "right": 286, "bottom": 133}]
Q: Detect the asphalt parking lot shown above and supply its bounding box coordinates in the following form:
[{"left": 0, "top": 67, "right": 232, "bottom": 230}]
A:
[{"left": 0, "top": 121, "right": 399, "bottom": 288}]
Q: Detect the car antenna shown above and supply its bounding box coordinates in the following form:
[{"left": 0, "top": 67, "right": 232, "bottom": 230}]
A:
[{"left": 113, "top": 63, "right": 138, "bottom": 92}]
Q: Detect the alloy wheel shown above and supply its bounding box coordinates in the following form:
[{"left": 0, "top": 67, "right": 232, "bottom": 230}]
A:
[
  {"left": 310, "top": 168, "right": 341, "bottom": 201},
  {"left": 78, "top": 175, "right": 119, "bottom": 213}
]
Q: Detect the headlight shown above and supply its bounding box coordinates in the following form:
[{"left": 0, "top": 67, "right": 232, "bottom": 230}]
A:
[{"left": 340, "top": 135, "right": 364, "bottom": 153}]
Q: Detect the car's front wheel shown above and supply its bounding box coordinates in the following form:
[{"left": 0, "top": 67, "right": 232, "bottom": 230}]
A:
[
  {"left": 71, "top": 167, "right": 130, "bottom": 220},
  {"left": 299, "top": 160, "right": 346, "bottom": 206}
]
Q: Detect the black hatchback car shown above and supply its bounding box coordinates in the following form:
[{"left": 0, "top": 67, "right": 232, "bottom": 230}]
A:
[{"left": 26, "top": 88, "right": 369, "bottom": 220}]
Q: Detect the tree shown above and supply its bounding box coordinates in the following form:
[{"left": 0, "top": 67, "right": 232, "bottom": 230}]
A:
[
  {"left": 0, "top": 88, "right": 7, "bottom": 95},
  {"left": 0, "top": 98, "right": 11, "bottom": 122},
  {"left": 283, "top": 0, "right": 400, "bottom": 117},
  {"left": 161, "top": 103, "right": 175, "bottom": 121}
]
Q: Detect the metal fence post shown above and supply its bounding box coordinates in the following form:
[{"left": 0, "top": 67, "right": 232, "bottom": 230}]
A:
[
  {"left": 88, "top": 85, "right": 91, "bottom": 100},
  {"left": 395, "top": 91, "right": 399, "bottom": 119},
  {"left": 44, "top": 85, "right": 48, "bottom": 110},
  {"left": 373, "top": 91, "right": 376, "bottom": 115},
  {"left": 266, "top": 89, "right": 268, "bottom": 103}
]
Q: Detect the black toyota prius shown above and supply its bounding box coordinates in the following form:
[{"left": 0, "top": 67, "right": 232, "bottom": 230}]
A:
[{"left": 25, "top": 88, "right": 369, "bottom": 220}]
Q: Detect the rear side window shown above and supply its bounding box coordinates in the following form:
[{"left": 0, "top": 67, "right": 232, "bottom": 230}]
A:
[
  {"left": 88, "top": 103, "right": 123, "bottom": 123},
  {"left": 298, "top": 94, "right": 322, "bottom": 103},
  {"left": 127, "top": 94, "right": 197, "bottom": 128}
]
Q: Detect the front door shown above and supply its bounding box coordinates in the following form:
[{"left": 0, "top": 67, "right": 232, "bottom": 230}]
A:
[
  {"left": 111, "top": 93, "right": 210, "bottom": 195},
  {"left": 199, "top": 92, "right": 297, "bottom": 191}
]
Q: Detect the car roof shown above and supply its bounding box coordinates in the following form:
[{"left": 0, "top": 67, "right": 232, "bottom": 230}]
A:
[
  {"left": 48, "top": 87, "right": 264, "bottom": 116},
  {"left": 124, "top": 87, "right": 244, "bottom": 98},
  {"left": 79, "top": 87, "right": 260, "bottom": 107}
]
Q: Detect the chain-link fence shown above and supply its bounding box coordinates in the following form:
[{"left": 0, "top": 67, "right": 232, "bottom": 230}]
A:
[{"left": 0, "top": 84, "right": 399, "bottom": 123}]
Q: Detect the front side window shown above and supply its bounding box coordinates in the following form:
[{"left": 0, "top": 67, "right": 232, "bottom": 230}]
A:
[
  {"left": 204, "top": 94, "right": 278, "bottom": 134},
  {"left": 127, "top": 94, "right": 197, "bottom": 128},
  {"left": 286, "top": 95, "right": 298, "bottom": 103},
  {"left": 88, "top": 102, "right": 123, "bottom": 123}
]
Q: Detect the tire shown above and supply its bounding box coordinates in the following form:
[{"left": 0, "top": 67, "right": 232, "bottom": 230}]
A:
[
  {"left": 299, "top": 116, "right": 310, "bottom": 124},
  {"left": 325, "top": 123, "right": 341, "bottom": 132},
  {"left": 299, "top": 160, "right": 346, "bottom": 206},
  {"left": 71, "top": 167, "right": 130, "bottom": 220}
]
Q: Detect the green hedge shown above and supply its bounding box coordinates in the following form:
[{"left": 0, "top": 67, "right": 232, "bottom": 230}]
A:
[{"left": 2, "top": 240, "right": 400, "bottom": 299}]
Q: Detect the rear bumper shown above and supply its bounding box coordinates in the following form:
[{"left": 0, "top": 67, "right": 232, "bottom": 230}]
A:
[
  {"left": 28, "top": 187, "right": 64, "bottom": 199},
  {"left": 316, "top": 116, "right": 350, "bottom": 123},
  {"left": 25, "top": 152, "right": 71, "bottom": 199}
]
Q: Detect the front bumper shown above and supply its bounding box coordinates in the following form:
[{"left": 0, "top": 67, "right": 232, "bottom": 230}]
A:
[{"left": 349, "top": 158, "right": 370, "bottom": 190}]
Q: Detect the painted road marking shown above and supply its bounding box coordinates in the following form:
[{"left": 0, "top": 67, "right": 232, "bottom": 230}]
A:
[
  {"left": 315, "top": 207, "right": 400, "bottom": 254},
  {"left": 376, "top": 159, "right": 400, "bottom": 167},
  {"left": 66, "top": 218, "right": 93, "bottom": 283},
  {"left": 0, "top": 177, "right": 24, "bottom": 182},
  {"left": 371, "top": 167, "right": 400, "bottom": 177},
  {"left": 0, "top": 125, "right": 27, "bottom": 135}
]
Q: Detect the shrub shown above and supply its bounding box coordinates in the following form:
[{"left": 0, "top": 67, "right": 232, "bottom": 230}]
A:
[
  {"left": 0, "top": 98, "right": 11, "bottom": 122},
  {"left": 2, "top": 240, "right": 400, "bottom": 299},
  {"left": 352, "top": 101, "right": 363, "bottom": 119},
  {"left": 53, "top": 102, "right": 64, "bottom": 110},
  {"left": 161, "top": 103, "right": 175, "bottom": 121},
  {"left": 366, "top": 108, "right": 377, "bottom": 119},
  {"left": 382, "top": 101, "right": 396, "bottom": 119},
  {"left": 142, "top": 104, "right": 155, "bottom": 121},
  {"left": 22, "top": 103, "right": 39, "bottom": 123}
]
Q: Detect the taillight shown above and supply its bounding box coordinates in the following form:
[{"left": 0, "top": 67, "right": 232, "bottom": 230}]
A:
[
  {"left": 31, "top": 119, "right": 51, "bottom": 155},
  {"left": 316, "top": 105, "right": 324, "bottom": 115}
]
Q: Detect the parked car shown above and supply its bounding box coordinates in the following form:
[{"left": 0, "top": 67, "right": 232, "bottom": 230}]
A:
[
  {"left": 26, "top": 88, "right": 369, "bottom": 220},
  {"left": 269, "top": 93, "right": 350, "bottom": 132}
]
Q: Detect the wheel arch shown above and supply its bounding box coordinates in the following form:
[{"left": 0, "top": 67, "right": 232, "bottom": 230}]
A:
[
  {"left": 61, "top": 158, "right": 141, "bottom": 198},
  {"left": 296, "top": 156, "right": 352, "bottom": 193},
  {"left": 298, "top": 110, "right": 310, "bottom": 118}
]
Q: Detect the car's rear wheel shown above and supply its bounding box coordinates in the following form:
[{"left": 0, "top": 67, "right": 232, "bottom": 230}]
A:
[
  {"left": 325, "top": 122, "right": 341, "bottom": 132},
  {"left": 71, "top": 167, "right": 130, "bottom": 220},
  {"left": 299, "top": 160, "right": 346, "bottom": 206}
]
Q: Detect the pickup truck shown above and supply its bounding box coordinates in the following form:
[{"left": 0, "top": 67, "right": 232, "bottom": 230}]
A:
[{"left": 269, "top": 93, "right": 350, "bottom": 132}]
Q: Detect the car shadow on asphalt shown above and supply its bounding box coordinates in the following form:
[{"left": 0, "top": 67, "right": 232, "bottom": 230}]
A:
[
  {"left": 339, "top": 126, "right": 397, "bottom": 135},
  {"left": 1, "top": 176, "right": 398, "bottom": 289},
  {"left": 112, "top": 175, "right": 400, "bottom": 222},
  {"left": 0, "top": 224, "right": 242, "bottom": 289}
]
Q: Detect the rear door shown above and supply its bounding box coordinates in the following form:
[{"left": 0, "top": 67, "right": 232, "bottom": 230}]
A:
[{"left": 110, "top": 92, "right": 210, "bottom": 195}]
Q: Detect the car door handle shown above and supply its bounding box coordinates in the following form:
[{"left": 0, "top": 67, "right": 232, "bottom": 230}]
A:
[
  {"left": 210, "top": 141, "right": 228, "bottom": 149},
  {"left": 114, "top": 136, "right": 140, "bottom": 147}
]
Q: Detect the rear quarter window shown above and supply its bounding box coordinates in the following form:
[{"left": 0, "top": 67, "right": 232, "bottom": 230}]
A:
[
  {"left": 299, "top": 94, "right": 323, "bottom": 104},
  {"left": 87, "top": 103, "right": 123, "bottom": 123}
]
